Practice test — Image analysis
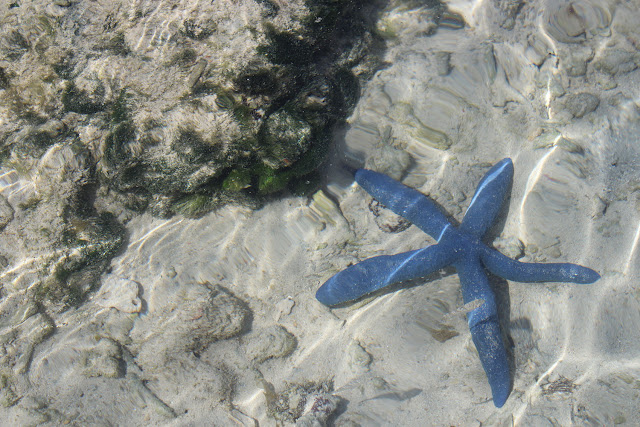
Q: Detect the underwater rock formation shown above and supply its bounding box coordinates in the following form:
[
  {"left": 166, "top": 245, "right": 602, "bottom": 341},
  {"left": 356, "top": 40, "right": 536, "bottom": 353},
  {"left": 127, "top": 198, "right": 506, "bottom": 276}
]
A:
[
  {"left": 246, "top": 324, "right": 297, "bottom": 363},
  {"left": 0, "top": 143, "right": 124, "bottom": 309},
  {"left": 1, "top": 0, "right": 385, "bottom": 218},
  {"left": 0, "top": 2, "right": 385, "bottom": 422},
  {"left": 130, "top": 282, "right": 251, "bottom": 360}
]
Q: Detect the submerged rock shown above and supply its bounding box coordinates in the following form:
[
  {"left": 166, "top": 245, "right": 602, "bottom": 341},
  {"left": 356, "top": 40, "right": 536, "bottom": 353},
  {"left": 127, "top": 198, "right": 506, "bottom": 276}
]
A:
[
  {"left": 267, "top": 381, "right": 338, "bottom": 425},
  {"left": 0, "top": 194, "right": 13, "bottom": 230},
  {"left": 564, "top": 92, "right": 600, "bottom": 118},
  {"left": 0, "top": 4, "right": 383, "bottom": 421},
  {"left": 246, "top": 324, "right": 297, "bottom": 363},
  {"left": 124, "top": 282, "right": 251, "bottom": 416},
  {"left": 0, "top": 143, "right": 125, "bottom": 309},
  {"left": 296, "top": 392, "right": 342, "bottom": 427},
  {"left": 0, "top": 293, "right": 55, "bottom": 376},
  {"left": 1, "top": 0, "right": 385, "bottom": 218},
  {"left": 131, "top": 282, "right": 251, "bottom": 361}
]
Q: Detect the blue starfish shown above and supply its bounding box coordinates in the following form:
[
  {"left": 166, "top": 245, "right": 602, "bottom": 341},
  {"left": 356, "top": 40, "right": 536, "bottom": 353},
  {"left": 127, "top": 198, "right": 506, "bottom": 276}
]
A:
[{"left": 316, "top": 158, "right": 599, "bottom": 408}]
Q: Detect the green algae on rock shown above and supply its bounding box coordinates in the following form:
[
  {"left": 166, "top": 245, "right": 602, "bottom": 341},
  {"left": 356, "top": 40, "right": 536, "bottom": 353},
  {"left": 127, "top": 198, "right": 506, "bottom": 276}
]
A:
[{"left": 9, "top": 0, "right": 383, "bottom": 218}]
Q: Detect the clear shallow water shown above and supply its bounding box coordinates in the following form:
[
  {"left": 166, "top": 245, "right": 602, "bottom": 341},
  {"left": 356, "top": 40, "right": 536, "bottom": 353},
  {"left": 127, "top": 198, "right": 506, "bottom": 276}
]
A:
[
  {"left": 1, "top": 0, "right": 640, "bottom": 425},
  {"left": 324, "top": 1, "right": 640, "bottom": 424}
]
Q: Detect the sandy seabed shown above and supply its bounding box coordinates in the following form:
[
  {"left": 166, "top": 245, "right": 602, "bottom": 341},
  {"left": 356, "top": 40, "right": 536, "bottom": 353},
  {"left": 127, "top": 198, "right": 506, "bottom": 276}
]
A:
[{"left": 2, "top": 0, "right": 640, "bottom": 425}]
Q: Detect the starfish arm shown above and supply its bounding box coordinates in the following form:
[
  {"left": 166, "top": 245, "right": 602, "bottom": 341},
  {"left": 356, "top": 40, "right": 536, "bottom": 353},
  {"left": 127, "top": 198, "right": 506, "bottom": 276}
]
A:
[
  {"left": 460, "top": 158, "right": 514, "bottom": 238},
  {"left": 480, "top": 248, "right": 600, "bottom": 284},
  {"left": 455, "top": 256, "right": 511, "bottom": 408},
  {"left": 316, "top": 244, "right": 456, "bottom": 306},
  {"left": 355, "top": 169, "right": 452, "bottom": 241}
]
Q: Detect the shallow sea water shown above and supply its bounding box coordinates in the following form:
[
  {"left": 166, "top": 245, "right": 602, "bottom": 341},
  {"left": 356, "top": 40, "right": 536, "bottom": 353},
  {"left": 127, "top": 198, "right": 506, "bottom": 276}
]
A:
[{"left": 1, "top": 0, "right": 640, "bottom": 426}]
